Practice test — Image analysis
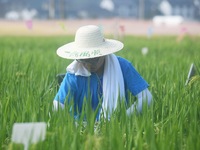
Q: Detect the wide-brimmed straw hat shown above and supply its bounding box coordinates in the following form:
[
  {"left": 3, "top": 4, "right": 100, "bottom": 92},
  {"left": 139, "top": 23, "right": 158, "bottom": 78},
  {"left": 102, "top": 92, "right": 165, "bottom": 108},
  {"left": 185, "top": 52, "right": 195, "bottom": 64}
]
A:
[{"left": 56, "top": 25, "right": 124, "bottom": 59}]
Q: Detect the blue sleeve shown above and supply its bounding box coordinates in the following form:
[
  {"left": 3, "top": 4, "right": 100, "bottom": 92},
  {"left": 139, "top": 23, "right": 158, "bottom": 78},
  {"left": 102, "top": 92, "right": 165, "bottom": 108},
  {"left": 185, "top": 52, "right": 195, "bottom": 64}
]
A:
[
  {"left": 54, "top": 73, "right": 77, "bottom": 104},
  {"left": 118, "top": 57, "right": 149, "bottom": 96}
]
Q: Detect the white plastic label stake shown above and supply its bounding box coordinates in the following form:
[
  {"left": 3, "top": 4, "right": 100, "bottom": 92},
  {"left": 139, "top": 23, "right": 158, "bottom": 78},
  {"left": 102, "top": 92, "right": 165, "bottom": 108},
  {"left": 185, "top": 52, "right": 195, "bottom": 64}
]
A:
[
  {"left": 185, "top": 63, "right": 196, "bottom": 85},
  {"left": 11, "top": 122, "right": 47, "bottom": 150}
]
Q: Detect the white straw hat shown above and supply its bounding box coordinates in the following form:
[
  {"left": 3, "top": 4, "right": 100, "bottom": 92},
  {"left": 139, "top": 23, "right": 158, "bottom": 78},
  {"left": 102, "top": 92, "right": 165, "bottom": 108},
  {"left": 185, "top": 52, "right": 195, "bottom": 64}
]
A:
[{"left": 56, "top": 25, "right": 124, "bottom": 59}]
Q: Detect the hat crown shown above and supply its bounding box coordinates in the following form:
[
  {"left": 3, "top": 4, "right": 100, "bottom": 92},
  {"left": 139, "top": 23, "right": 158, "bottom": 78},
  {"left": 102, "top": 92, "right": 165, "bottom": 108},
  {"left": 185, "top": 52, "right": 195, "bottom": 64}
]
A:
[{"left": 75, "top": 25, "right": 104, "bottom": 48}]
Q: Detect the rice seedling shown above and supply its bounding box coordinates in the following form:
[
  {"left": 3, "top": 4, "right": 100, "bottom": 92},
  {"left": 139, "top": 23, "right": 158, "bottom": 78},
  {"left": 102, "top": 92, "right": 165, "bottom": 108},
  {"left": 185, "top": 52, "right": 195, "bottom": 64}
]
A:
[{"left": 0, "top": 35, "right": 200, "bottom": 150}]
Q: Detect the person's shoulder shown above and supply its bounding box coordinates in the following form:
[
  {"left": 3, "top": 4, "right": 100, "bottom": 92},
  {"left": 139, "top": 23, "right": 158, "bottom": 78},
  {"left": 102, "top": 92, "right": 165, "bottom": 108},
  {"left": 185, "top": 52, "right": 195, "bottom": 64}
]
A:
[
  {"left": 67, "top": 72, "right": 75, "bottom": 76},
  {"left": 116, "top": 56, "right": 138, "bottom": 73},
  {"left": 64, "top": 72, "right": 78, "bottom": 82},
  {"left": 117, "top": 56, "right": 131, "bottom": 65},
  {"left": 66, "top": 72, "right": 87, "bottom": 80}
]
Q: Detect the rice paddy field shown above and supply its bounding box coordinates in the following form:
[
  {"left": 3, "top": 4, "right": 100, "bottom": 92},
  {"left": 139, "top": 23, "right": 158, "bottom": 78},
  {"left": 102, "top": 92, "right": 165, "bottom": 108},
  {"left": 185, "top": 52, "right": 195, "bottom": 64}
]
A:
[{"left": 0, "top": 34, "right": 200, "bottom": 150}]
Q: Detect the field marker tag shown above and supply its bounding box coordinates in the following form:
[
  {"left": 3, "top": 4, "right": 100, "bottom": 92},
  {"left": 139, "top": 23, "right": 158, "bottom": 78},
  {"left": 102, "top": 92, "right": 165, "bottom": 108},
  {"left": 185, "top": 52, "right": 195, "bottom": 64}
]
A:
[
  {"left": 11, "top": 122, "right": 47, "bottom": 150},
  {"left": 185, "top": 63, "right": 196, "bottom": 85}
]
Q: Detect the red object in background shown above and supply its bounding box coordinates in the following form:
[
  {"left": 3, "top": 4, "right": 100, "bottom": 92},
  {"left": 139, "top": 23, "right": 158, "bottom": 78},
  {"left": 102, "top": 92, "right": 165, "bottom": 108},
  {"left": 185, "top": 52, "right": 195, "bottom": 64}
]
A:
[
  {"left": 181, "top": 27, "right": 187, "bottom": 33},
  {"left": 25, "top": 20, "right": 33, "bottom": 30},
  {"left": 119, "top": 25, "right": 125, "bottom": 33}
]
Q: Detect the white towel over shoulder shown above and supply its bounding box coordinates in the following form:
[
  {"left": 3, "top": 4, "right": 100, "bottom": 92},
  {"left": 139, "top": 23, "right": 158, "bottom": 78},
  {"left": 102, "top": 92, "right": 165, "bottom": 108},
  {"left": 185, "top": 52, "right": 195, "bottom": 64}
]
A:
[{"left": 102, "top": 54, "right": 125, "bottom": 118}]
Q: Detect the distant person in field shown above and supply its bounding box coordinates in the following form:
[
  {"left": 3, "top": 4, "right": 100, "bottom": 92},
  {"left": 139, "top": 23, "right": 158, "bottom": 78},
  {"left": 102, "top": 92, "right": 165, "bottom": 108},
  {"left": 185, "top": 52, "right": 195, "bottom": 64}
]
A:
[{"left": 53, "top": 25, "right": 152, "bottom": 120}]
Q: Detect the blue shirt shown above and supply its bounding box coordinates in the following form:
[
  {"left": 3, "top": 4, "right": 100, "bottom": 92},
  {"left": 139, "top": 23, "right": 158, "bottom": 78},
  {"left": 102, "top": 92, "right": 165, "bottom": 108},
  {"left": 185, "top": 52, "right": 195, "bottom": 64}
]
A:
[{"left": 54, "top": 56, "right": 149, "bottom": 119}]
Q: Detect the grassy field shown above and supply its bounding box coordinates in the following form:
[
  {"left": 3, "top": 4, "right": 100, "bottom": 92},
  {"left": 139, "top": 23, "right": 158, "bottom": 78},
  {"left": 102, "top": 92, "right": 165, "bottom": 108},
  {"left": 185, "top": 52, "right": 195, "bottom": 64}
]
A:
[{"left": 0, "top": 35, "right": 200, "bottom": 150}]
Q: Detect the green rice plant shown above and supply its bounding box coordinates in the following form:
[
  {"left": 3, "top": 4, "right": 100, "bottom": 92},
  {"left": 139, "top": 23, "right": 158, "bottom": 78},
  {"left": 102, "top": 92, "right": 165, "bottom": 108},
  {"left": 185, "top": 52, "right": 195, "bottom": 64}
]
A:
[{"left": 0, "top": 35, "right": 200, "bottom": 150}]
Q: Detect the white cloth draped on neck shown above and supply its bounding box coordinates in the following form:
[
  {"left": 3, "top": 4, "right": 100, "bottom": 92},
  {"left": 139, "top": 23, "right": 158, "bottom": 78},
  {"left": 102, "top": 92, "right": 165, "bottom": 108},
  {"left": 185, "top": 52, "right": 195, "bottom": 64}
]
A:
[
  {"left": 101, "top": 54, "right": 125, "bottom": 118},
  {"left": 67, "top": 54, "right": 125, "bottom": 119}
]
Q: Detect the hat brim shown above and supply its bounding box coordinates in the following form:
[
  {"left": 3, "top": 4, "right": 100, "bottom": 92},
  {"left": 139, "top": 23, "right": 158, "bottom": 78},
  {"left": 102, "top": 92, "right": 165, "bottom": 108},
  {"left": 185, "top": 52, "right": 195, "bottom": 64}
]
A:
[{"left": 56, "top": 39, "right": 124, "bottom": 59}]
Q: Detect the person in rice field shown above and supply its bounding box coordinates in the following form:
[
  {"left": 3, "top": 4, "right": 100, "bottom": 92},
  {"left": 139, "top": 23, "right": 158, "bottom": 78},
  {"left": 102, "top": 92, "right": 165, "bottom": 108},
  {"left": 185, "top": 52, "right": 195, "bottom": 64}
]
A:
[{"left": 53, "top": 25, "right": 152, "bottom": 121}]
